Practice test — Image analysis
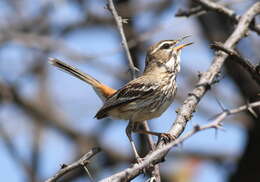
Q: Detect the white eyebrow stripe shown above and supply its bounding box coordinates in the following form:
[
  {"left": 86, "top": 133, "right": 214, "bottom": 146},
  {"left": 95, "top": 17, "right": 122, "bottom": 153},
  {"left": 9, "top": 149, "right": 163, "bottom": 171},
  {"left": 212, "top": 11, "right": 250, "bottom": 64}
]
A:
[{"left": 150, "top": 41, "right": 175, "bottom": 55}]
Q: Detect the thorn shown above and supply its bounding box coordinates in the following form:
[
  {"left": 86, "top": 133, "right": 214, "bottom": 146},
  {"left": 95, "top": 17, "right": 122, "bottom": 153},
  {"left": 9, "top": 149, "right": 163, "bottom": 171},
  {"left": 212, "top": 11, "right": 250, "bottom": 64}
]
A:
[
  {"left": 196, "top": 82, "right": 212, "bottom": 90},
  {"left": 197, "top": 71, "right": 202, "bottom": 78},
  {"left": 207, "top": 113, "right": 221, "bottom": 121},
  {"left": 194, "top": 124, "right": 201, "bottom": 131},
  {"left": 213, "top": 123, "right": 225, "bottom": 131},
  {"left": 60, "top": 164, "right": 67, "bottom": 169},
  {"left": 176, "top": 141, "right": 184, "bottom": 149},
  {"left": 246, "top": 100, "right": 258, "bottom": 118},
  {"left": 104, "top": 4, "right": 108, "bottom": 10},
  {"left": 122, "top": 18, "right": 129, "bottom": 24},
  {"left": 213, "top": 123, "right": 226, "bottom": 140},
  {"left": 81, "top": 162, "right": 94, "bottom": 182},
  {"left": 214, "top": 128, "right": 218, "bottom": 139},
  {"left": 196, "top": 72, "right": 222, "bottom": 90},
  {"left": 223, "top": 109, "right": 231, "bottom": 115},
  {"left": 188, "top": 92, "right": 200, "bottom": 101},
  {"left": 213, "top": 70, "right": 223, "bottom": 84},
  {"left": 214, "top": 95, "right": 226, "bottom": 112},
  {"left": 105, "top": 3, "right": 111, "bottom": 11}
]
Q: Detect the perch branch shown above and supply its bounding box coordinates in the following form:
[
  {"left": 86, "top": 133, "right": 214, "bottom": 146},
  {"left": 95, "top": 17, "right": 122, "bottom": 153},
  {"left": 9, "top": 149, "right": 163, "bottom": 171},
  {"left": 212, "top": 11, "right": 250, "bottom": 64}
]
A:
[
  {"left": 100, "top": 100, "right": 260, "bottom": 182},
  {"left": 45, "top": 147, "right": 101, "bottom": 182},
  {"left": 99, "top": 2, "right": 260, "bottom": 181}
]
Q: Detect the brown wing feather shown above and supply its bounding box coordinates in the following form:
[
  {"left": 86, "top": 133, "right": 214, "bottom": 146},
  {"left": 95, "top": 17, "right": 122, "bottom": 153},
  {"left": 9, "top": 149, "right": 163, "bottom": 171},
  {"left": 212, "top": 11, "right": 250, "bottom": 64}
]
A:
[{"left": 95, "top": 79, "right": 156, "bottom": 119}]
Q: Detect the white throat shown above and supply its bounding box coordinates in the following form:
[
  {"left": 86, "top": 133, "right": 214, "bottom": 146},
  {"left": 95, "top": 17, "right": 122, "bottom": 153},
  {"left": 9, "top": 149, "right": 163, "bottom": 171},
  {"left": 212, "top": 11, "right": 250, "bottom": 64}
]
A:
[{"left": 165, "top": 52, "right": 181, "bottom": 73}]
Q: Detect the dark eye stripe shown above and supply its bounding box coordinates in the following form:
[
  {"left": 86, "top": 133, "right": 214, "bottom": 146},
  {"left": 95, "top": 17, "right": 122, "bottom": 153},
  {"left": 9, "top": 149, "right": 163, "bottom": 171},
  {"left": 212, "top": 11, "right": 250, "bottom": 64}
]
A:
[{"left": 160, "top": 43, "right": 171, "bottom": 49}]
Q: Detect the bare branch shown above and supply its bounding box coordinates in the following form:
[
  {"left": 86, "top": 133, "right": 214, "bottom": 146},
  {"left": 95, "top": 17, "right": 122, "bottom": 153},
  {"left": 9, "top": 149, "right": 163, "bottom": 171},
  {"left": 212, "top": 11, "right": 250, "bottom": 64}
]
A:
[
  {"left": 107, "top": 0, "right": 161, "bottom": 180},
  {"left": 99, "top": 2, "right": 260, "bottom": 181},
  {"left": 177, "top": 0, "right": 260, "bottom": 34},
  {"left": 100, "top": 100, "right": 260, "bottom": 182},
  {"left": 107, "top": 0, "right": 138, "bottom": 79},
  {"left": 176, "top": 6, "right": 207, "bottom": 17},
  {"left": 45, "top": 147, "right": 101, "bottom": 182},
  {"left": 194, "top": 0, "right": 238, "bottom": 20},
  {"left": 211, "top": 42, "right": 260, "bottom": 85},
  {"left": 169, "top": 2, "right": 260, "bottom": 139}
]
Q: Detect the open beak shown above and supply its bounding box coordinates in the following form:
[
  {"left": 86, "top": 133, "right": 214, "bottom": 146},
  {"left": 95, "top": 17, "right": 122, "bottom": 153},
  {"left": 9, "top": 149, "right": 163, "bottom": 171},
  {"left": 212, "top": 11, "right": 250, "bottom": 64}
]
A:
[
  {"left": 173, "top": 42, "right": 193, "bottom": 52},
  {"left": 178, "top": 35, "right": 192, "bottom": 42}
]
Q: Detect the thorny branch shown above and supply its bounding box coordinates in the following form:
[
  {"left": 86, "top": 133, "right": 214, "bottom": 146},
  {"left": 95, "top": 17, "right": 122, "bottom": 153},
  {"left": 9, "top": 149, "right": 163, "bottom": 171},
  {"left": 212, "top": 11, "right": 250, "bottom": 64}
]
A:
[
  {"left": 194, "top": 0, "right": 238, "bottom": 20},
  {"left": 45, "top": 147, "right": 101, "bottom": 182},
  {"left": 211, "top": 42, "right": 260, "bottom": 85},
  {"left": 99, "top": 2, "right": 260, "bottom": 182},
  {"left": 176, "top": 0, "right": 260, "bottom": 34},
  {"left": 107, "top": 0, "right": 138, "bottom": 79},
  {"left": 169, "top": 1, "right": 260, "bottom": 141},
  {"left": 100, "top": 100, "right": 260, "bottom": 182}
]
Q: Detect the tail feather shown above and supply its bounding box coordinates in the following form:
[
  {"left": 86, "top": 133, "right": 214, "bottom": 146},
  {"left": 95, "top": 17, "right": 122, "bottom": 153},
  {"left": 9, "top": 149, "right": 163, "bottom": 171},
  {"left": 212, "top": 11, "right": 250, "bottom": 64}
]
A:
[
  {"left": 48, "top": 58, "right": 116, "bottom": 102},
  {"left": 48, "top": 58, "right": 100, "bottom": 87}
]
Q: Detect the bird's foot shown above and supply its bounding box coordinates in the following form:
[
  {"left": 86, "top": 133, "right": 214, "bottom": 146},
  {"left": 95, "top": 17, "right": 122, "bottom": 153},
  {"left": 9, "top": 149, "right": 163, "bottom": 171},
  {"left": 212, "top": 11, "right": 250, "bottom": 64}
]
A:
[
  {"left": 130, "top": 156, "right": 147, "bottom": 174},
  {"left": 133, "top": 155, "right": 143, "bottom": 164},
  {"left": 159, "top": 132, "right": 176, "bottom": 143}
]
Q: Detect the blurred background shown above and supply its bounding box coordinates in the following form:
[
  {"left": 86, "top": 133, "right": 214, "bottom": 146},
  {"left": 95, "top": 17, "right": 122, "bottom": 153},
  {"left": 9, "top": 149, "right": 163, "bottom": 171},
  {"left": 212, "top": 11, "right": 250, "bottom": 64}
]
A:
[{"left": 0, "top": 0, "right": 259, "bottom": 182}]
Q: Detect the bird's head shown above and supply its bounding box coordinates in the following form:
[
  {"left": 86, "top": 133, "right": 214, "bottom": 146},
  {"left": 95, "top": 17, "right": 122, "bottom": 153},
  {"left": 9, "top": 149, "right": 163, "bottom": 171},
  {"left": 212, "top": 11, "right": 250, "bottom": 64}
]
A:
[{"left": 144, "top": 36, "right": 193, "bottom": 74}]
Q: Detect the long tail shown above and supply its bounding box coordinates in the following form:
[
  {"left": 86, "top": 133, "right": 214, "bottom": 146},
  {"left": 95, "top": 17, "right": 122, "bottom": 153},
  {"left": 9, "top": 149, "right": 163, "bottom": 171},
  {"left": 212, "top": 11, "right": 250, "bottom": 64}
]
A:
[{"left": 48, "top": 58, "right": 116, "bottom": 102}]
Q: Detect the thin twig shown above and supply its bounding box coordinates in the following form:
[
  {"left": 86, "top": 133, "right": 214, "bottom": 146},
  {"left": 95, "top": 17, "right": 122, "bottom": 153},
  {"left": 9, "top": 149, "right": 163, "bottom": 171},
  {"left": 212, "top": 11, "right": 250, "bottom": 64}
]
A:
[
  {"left": 107, "top": 0, "right": 138, "bottom": 79},
  {"left": 194, "top": 0, "right": 260, "bottom": 34},
  {"left": 177, "top": 0, "right": 260, "bottom": 34},
  {"left": 175, "top": 6, "right": 207, "bottom": 17},
  {"left": 107, "top": 1, "right": 161, "bottom": 180},
  {"left": 194, "top": 0, "right": 238, "bottom": 20},
  {"left": 45, "top": 147, "right": 101, "bottom": 182}
]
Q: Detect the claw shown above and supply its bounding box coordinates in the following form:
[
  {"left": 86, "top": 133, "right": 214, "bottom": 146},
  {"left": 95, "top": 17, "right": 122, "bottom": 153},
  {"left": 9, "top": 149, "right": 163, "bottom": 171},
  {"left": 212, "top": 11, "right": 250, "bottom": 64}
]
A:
[
  {"left": 135, "top": 156, "right": 144, "bottom": 164},
  {"left": 131, "top": 157, "right": 146, "bottom": 174},
  {"left": 159, "top": 133, "right": 176, "bottom": 143}
]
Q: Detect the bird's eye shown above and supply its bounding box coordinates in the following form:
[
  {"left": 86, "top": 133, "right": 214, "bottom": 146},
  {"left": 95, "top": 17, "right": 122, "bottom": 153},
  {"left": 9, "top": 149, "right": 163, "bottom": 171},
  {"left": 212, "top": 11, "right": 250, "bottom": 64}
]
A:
[{"left": 161, "top": 43, "right": 171, "bottom": 49}]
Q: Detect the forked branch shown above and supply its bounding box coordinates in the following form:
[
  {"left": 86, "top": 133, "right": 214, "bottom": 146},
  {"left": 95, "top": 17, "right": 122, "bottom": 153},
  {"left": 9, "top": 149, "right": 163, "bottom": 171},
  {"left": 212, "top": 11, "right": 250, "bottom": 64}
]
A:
[
  {"left": 100, "top": 2, "right": 260, "bottom": 182},
  {"left": 45, "top": 147, "right": 101, "bottom": 182}
]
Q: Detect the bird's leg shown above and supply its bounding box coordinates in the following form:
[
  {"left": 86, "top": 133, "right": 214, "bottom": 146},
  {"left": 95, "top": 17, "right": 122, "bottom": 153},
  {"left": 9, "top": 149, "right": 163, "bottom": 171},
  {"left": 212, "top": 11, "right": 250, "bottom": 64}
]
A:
[
  {"left": 126, "top": 121, "right": 142, "bottom": 162},
  {"left": 133, "top": 126, "right": 176, "bottom": 143}
]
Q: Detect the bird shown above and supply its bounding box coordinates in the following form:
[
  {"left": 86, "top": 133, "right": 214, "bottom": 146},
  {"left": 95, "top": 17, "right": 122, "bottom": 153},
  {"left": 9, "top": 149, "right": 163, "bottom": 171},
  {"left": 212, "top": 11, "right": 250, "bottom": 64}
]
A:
[{"left": 49, "top": 37, "right": 193, "bottom": 161}]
